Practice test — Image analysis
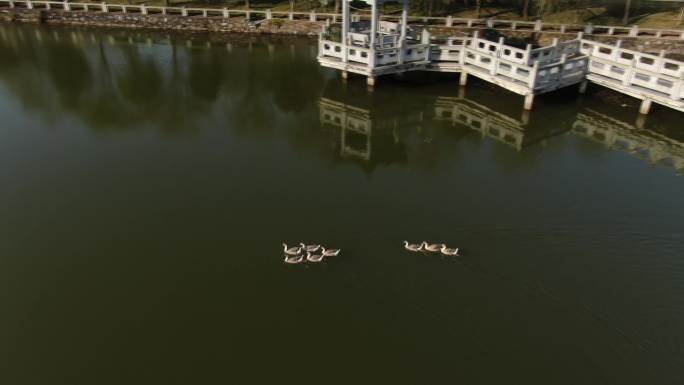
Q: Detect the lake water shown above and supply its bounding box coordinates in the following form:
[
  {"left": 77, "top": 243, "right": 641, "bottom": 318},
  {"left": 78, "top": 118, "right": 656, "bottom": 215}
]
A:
[{"left": 1, "top": 24, "right": 683, "bottom": 384}]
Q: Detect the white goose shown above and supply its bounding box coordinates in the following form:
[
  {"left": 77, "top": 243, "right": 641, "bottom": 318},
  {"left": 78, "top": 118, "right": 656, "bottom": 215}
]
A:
[
  {"left": 403, "top": 241, "right": 425, "bottom": 252},
  {"left": 306, "top": 252, "right": 324, "bottom": 263},
  {"left": 283, "top": 243, "right": 302, "bottom": 256},
  {"left": 284, "top": 254, "right": 304, "bottom": 264},
  {"left": 300, "top": 243, "right": 321, "bottom": 252},
  {"left": 440, "top": 246, "right": 461, "bottom": 256},
  {"left": 321, "top": 247, "right": 341, "bottom": 257},
  {"left": 424, "top": 242, "right": 446, "bottom": 252}
]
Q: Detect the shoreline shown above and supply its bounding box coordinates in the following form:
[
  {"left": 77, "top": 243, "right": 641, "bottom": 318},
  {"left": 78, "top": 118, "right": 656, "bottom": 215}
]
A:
[
  {"left": 1, "top": 8, "right": 326, "bottom": 36},
  {"left": 3, "top": 7, "right": 684, "bottom": 53},
  {"left": 0, "top": 19, "right": 675, "bottom": 121}
]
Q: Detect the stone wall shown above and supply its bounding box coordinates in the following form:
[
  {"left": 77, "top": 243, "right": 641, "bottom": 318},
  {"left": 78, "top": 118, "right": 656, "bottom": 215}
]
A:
[
  {"left": 0, "top": 9, "right": 325, "bottom": 36},
  {"left": 1, "top": 8, "right": 42, "bottom": 22}
]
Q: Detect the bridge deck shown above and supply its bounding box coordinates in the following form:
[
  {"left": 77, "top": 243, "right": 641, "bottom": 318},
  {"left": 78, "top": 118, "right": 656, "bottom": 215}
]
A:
[
  {"left": 319, "top": 28, "right": 684, "bottom": 114},
  {"left": 586, "top": 74, "right": 684, "bottom": 113}
]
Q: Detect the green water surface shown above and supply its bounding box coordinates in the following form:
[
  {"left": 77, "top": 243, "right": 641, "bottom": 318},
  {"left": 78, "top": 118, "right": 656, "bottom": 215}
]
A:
[{"left": 1, "top": 24, "right": 683, "bottom": 385}]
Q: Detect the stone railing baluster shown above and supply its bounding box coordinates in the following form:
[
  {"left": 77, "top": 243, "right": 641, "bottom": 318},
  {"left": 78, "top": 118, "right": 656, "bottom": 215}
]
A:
[
  {"left": 629, "top": 25, "right": 639, "bottom": 37},
  {"left": 534, "top": 20, "right": 542, "bottom": 32}
]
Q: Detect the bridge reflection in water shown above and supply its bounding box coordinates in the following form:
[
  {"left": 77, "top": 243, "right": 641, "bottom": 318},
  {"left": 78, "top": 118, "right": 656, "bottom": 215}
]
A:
[
  {"left": 573, "top": 109, "right": 684, "bottom": 172},
  {"left": 319, "top": 90, "right": 684, "bottom": 174},
  {"left": 3, "top": 24, "right": 683, "bottom": 174}
]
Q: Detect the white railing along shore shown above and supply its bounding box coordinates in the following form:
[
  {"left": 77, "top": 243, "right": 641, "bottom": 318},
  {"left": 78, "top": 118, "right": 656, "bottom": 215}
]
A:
[
  {"left": 2, "top": 0, "right": 684, "bottom": 40},
  {"left": 581, "top": 39, "right": 684, "bottom": 101}
]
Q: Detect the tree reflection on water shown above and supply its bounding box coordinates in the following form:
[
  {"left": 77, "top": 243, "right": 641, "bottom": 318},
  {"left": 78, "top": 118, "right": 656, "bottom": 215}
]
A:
[{"left": 1, "top": 24, "right": 683, "bottom": 174}]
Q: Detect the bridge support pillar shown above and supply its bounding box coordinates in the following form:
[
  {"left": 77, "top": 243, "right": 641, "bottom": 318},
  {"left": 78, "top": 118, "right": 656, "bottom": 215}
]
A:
[
  {"left": 578, "top": 79, "right": 588, "bottom": 94},
  {"left": 459, "top": 72, "right": 468, "bottom": 86},
  {"left": 367, "top": 75, "right": 376, "bottom": 87},
  {"left": 639, "top": 99, "right": 652, "bottom": 115},
  {"left": 523, "top": 94, "right": 535, "bottom": 111},
  {"left": 341, "top": 70, "right": 348, "bottom": 80}
]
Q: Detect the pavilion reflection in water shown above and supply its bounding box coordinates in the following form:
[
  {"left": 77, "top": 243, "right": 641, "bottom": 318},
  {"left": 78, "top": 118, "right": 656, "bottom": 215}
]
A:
[
  {"left": 319, "top": 92, "right": 684, "bottom": 174},
  {"left": 319, "top": 90, "right": 569, "bottom": 160}
]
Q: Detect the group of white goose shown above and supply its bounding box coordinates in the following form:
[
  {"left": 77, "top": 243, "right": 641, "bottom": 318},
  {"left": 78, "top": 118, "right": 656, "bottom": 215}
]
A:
[
  {"left": 282, "top": 243, "right": 341, "bottom": 264},
  {"left": 403, "top": 241, "right": 461, "bottom": 256}
]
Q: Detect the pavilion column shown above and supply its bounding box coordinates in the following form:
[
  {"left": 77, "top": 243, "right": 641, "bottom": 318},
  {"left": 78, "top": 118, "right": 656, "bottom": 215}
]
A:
[
  {"left": 367, "top": 0, "right": 379, "bottom": 76},
  {"left": 370, "top": 1, "right": 378, "bottom": 48},
  {"left": 398, "top": 0, "right": 408, "bottom": 64},
  {"left": 400, "top": 2, "right": 408, "bottom": 38},
  {"left": 341, "top": 0, "right": 349, "bottom": 63}
]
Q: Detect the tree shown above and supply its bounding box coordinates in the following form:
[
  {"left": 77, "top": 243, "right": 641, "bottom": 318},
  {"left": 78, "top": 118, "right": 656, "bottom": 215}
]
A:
[
  {"left": 623, "top": 0, "right": 632, "bottom": 25},
  {"left": 522, "top": 0, "right": 530, "bottom": 20}
]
